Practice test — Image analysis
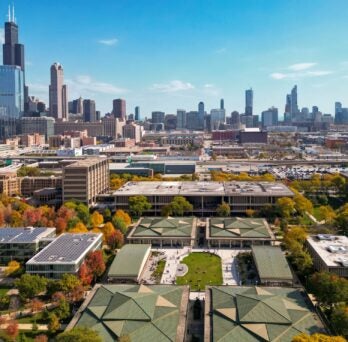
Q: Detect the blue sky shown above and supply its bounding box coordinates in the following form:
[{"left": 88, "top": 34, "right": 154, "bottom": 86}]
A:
[{"left": 2, "top": 0, "right": 348, "bottom": 117}]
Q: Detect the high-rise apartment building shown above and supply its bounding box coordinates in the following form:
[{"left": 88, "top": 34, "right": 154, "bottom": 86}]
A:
[
  {"left": 290, "top": 85, "right": 298, "bottom": 119},
  {"left": 83, "top": 99, "right": 96, "bottom": 122},
  {"left": 245, "top": 88, "right": 253, "bottom": 115},
  {"left": 176, "top": 109, "right": 187, "bottom": 129},
  {"left": 135, "top": 106, "right": 140, "bottom": 121},
  {"left": 112, "top": 99, "right": 126, "bottom": 120},
  {"left": 261, "top": 107, "right": 278, "bottom": 128},
  {"left": 62, "top": 158, "right": 109, "bottom": 206},
  {"left": 220, "top": 99, "right": 224, "bottom": 110},
  {"left": 151, "top": 111, "right": 165, "bottom": 124},
  {"left": 49, "top": 63, "right": 68, "bottom": 120},
  {"left": 210, "top": 109, "right": 226, "bottom": 130}
]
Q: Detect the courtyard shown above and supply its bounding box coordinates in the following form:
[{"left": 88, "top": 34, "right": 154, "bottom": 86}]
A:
[{"left": 176, "top": 252, "right": 223, "bottom": 291}]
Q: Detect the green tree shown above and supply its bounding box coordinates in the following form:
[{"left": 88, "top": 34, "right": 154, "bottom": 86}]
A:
[
  {"left": 14, "top": 274, "right": 48, "bottom": 300},
  {"left": 317, "top": 205, "right": 336, "bottom": 223},
  {"left": 293, "top": 192, "right": 313, "bottom": 215},
  {"left": 335, "top": 204, "right": 348, "bottom": 236},
  {"left": 55, "top": 299, "right": 70, "bottom": 320},
  {"left": 112, "top": 216, "right": 127, "bottom": 234},
  {"left": 17, "top": 166, "right": 41, "bottom": 177},
  {"left": 56, "top": 327, "right": 102, "bottom": 342},
  {"left": 167, "top": 196, "right": 193, "bottom": 216},
  {"left": 331, "top": 304, "right": 348, "bottom": 337},
  {"left": 292, "top": 333, "right": 346, "bottom": 342},
  {"left": 276, "top": 197, "right": 296, "bottom": 219},
  {"left": 128, "top": 195, "right": 152, "bottom": 217},
  {"left": 58, "top": 274, "right": 81, "bottom": 294},
  {"left": 48, "top": 313, "right": 60, "bottom": 333},
  {"left": 216, "top": 202, "right": 231, "bottom": 217}
]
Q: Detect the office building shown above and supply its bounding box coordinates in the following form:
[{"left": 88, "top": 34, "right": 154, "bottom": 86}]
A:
[
  {"left": 210, "top": 109, "right": 225, "bottom": 130},
  {"left": 20, "top": 116, "right": 54, "bottom": 139},
  {"left": 231, "top": 111, "right": 240, "bottom": 129},
  {"left": 0, "top": 170, "right": 20, "bottom": 196},
  {"left": 54, "top": 121, "right": 103, "bottom": 137},
  {"left": 306, "top": 235, "right": 348, "bottom": 277},
  {"left": 164, "top": 114, "right": 177, "bottom": 130},
  {"left": 69, "top": 284, "right": 189, "bottom": 342},
  {"left": 101, "top": 116, "right": 125, "bottom": 139},
  {"left": 151, "top": 111, "right": 165, "bottom": 124},
  {"left": 0, "top": 227, "right": 56, "bottom": 264},
  {"left": 69, "top": 97, "right": 83, "bottom": 114},
  {"left": 176, "top": 109, "right": 187, "bottom": 129},
  {"left": 122, "top": 122, "right": 142, "bottom": 143},
  {"left": 83, "top": 99, "right": 96, "bottom": 122},
  {"left": 112, "top": 98, "right": 126, "bottom": 120},
  {"left": 97, "top": 181, "right": 293, "bottom": 215},
  {"left": 49, "top": 63, "right": 68, "bottom": 119},
  {"left": 198, "top": 101, "right": 205, "bottom": 130},
  {"left": 239, "top": 129, "right": 268, "bottom": 144},
  {"left": 245, "top": 88, "right": 253, "bottom": 115},
  {"left": 261, "top": 107, "right": 278, "bottom": 128},
  {"left": 62, "top": 158, "right": 109, "bottom": 206},
  {"left": 134, "top": 106, "right": 140, "bottom": 121},
  {"left": 220, "top": 98, "right": 224, "bottom": 110},
  {"left": 288, "top": 85, "right": 299, "bottom": 120},
  {"left": 26, "top": 233, "right": 103, "bottom": 279}
]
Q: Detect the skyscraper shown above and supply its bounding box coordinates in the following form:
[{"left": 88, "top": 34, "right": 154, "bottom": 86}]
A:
[
  {"left": 135, "top": 106, "right": 140, "bottom": 121},
  {"left": 176, "top": 109, "right": 187, "bottom": 129},
  {"left": 49, "top": 63, "right": 68, "bottom": 119},
  {"left": 220, "top": 99, "right": 224, "bottom": 110},
  {"left": 290, "top": 85, "right": 298, "bottom": 119},
  {"left": 112, "top": 99, "right": 126, "bottom": 120},
  {"left": 83, "top": 99, "right": 96, "bottom": 122},
  {"left": 151, "top": 111, "right": 165, "bottom": 124},
  {"left": 261, "top": 107, "right": 278, "bottom": 128},
  {"left": 245, "top": 88, "right": 253, "bottom": 115}
]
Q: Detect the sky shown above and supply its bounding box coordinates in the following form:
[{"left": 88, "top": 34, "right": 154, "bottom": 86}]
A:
[{"left": 1, "top": 0, "right": 348, "bottom": 118}]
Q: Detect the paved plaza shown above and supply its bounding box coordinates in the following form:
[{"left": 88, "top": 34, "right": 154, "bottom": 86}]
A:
[{"left": 153, "top": 247, "right": 247, "bottom": 290}]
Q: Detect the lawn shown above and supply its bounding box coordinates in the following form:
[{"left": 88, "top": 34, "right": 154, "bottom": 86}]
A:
[
  {"left": 176, "top": 252, "right": 223, "bottom": 291},
  {"left": 312, "top": 206, "right": 323, "bottom": 221},
  {"left": 0, "top": 286, "right": 11, "bottom": 297}
]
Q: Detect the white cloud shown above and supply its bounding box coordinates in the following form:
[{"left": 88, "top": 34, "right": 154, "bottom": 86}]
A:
[
  {"left": 270, "top": 73, "right": 288, "bottom": 80},
  {"left": 67, "top": 75, "right": 127, "bottom": 96},
  {"left": 204, "top": 83, "right": 214, "bottom": 88},
  {"left": 288, "top": 62, "right": 317, "bottom": 71},
  {"left": 270, "top": 69, "right": 333, "bottom": 80},
  {"left": 0, "top": 28, "right": 4, "bottom": 44},
  {"left": 151, "top": 80, "right": 195, "bottom": 93},
  {"left": 98, "top": 38, "right": 118, "bottom": 46}
]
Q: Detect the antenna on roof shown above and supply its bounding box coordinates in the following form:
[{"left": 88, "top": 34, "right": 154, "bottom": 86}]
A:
[
  {"left": 12, "top": 3, "right": 15, "bottom": 23},
  {"left": 7, "top": 5, "right": 11, "bottom": 22}
]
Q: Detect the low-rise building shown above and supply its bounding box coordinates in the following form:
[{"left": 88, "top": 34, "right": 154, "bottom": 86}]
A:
[
  {"left": 127, "top": 217, "right": 197, "bottom": 247},
  {"left": 26, "top": 233, "right": 103, "bottom": 279},
  {"left": 252, "top": 245, "right": 294, "bottom": 286},
  {"left": 206, "top": 217, "right": 274, "bottom": 248},
  {"left": 0, "top": 227, "right": 56, "bottom": 264},
  {"left": 306, "top": 234, "right": 348, "bottom": 277},
  {"left": 107, "top": 244, "right": 151, "bottom": 283},
  {"left": 68, "top": 284, "right": 189, "bottom": 342},
  {"left": 205, "top": 286, "right": 325, "bottom": 342}
]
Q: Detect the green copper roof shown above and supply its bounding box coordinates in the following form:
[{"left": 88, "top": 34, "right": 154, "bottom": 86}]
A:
[
  {"left": 210, "top": 286, "right": 324, "bottom": 342},
  {"left": 252, "top": 246, "right": 293, "bottom": 281},
  {"left": 209, "top": 218, "right": 272, "bottom": 239},
  {"left": 132, "top": 217, "right": 194, "bottom": 238},
  {"left": 108, "top": 244, "right": 151, "bottom": 278},
  {"left": 76, "top": 285, "right": 186, "bottom": 342}
]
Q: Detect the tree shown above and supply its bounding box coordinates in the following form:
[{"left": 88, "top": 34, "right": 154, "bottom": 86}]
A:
[
  {"left": 308, "top": 272, "right": 348, "bottom": 308},
  {"left": 129, "top": 195, "right": 152, "bottom": 217},
  {"left": 317, "top": 205, "right": 336, "bottom": 223},
  {"left": 331, "top": 304, "right": 348, "bottom": 337},
  {"left": 216, "top": 202, "right": 231, "bottom": 217},
  {"left": 103, "top": 208, "right": 112, "bottom": 222},
  {"left": 4, "top": 260, "right": 20, "bottom": 276},
  {"left": 85, "top": 250, "right": 106, "bottom": 282},
  {"left": 276, "top": 197, "right": 296, "bottom": 219},
  {"left": 58, "top": 274, "right": 82, "bottom": 298},
  {"left": 30, "top": 298, "right": 44, "bottom": 313},
  {"left": 5, "top": 320, "right": 19, "bottom": 341},
  {"left": 34, "top": 335, "right": 48, "bottom": 342},
  {"left": 78, "top": 262, "right": 93, "bottom": 286},
  {"left": 48, "top": 313, "right": 60, "bottom": 333},
  {"left": 55, "top": 217, "right": 67, "bottom": 235},
  {"left": 56, "top": 327, "right": 102, "bottom": 342},
  {"left": 292, "top": 333, "right": 346, "bottom": 342},
  {"left": 69, "top": 222, "right": 88, "bottom": 233},
  {"left": 55, "top": 299, "right": 70, "bottom": 320},
  {"left": 107, "top": 230, "right": 124, "bottom": 249},
  {"left": 293, "top": 192, "right": 313, "bottom": 215},
  {"left": 167, "top": 196, "right": 193, "bottom": 216},
  {"left": 90, "top": 211, "right": 103, "bottom": 227},
  {"left": 15, "top": 274, "right": 47, "bottom": 300},
  {"left": 102, "top": 222, "right": 117, "bottom": 241},
  {"left": 114, "top": 210, "right": 131, "bottom": 226},
  {"left": 245, "top": 209, "right": 255, "bottom": 218},
  {"left": 17, "top": 166, "right": 40, "bottom": 177}
]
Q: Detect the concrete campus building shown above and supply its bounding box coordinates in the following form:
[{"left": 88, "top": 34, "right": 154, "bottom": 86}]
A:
[
  {"left": 306, "top": 234, "right": 348, "bottom": 277},
  {"left": 0, "top": 227, "right": 56, "bottom": 264},
  {"left": 96, "top": 181, "right": 294, "bottom": 216},
  {"left": 62, "top": 157, "right": 109, "bottom": 206},
  {"left": 26, "top": 233, "right": 103, "bottom": 279}
]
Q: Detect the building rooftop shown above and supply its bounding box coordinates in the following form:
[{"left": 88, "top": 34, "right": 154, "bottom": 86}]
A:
[
  {"left": 130, "top": 217, "right": 195, "bottom": 238},
  {"left": 252, "top": 246, "right": 293, "bottom": 280},
  {"left": 64, "top": 157, "right": 107, "bottom": 168},
  {"left": 108, "top": 244, "right": 151, "bottom": 278},
  {"left": 209, "top": 218, "right": 272, "bottom": 239},
  {"left": 0, "top": 227, "right": 55, "bottom": 244},
  {"left": 112, "top": 181, "right": 293, "bottom": 197},
  {"left": 26, "top": 233, "right": 102, "bottom": 265},
  {"left": 307, "top": 235, "right": 348, "bottom": 268},
  {"left": 208, "top": 286, "right": 324, "bottom": 342},
  {"left": 75, "top": 284, "right": 188, "bottom": 342}
]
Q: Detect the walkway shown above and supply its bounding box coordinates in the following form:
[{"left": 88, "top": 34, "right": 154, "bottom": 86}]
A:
[{"left": 0, "top": 323, "right": 48, "bottom": 331}]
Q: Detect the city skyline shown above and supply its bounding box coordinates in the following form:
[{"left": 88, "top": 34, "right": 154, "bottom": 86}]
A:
[{"left": 1, "top": 1, "right": 348, "bottom": 116}]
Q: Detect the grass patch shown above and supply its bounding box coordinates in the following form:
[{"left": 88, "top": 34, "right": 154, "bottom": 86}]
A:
[
  {"left": 176, "top": 252, "right": 223, "bottom": 291},
  {"left": 0, "top": 286, "right": 11, "bottom": 297},
  {"left": 152, "top": 259, "right": 166, "bottom": 284},
  {"left": 312, "top": 207, "right": 322, "bottom": 221},
  {"left": 298, "top": 214, "right": 313, "bottom": 226},
  {"left": 17, "top": 310, "right": 50, "bottom": 324}
]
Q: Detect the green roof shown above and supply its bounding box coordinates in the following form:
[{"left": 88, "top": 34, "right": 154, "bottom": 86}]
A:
[
  {"left": 108, "top": 244, "right": 151, "bottom": 279},
  {"left": 252, "top": 246, "right": 293, "bottom": 281},
  {"left": 132, "top": 217, "right": 194, "bottom": 238},
  {"left": 209, "top": 218, "right": 272, "bottom": 239},
  {"left": 76, "top": 284, "right": 186, "bottom": 342},
  {"left": 210, "top": 286, "right": 324, "bottom": 342}
]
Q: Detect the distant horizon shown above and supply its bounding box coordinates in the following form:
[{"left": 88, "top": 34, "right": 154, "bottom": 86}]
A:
[{"left": 1, "top": 1, "right": 348, "bottom": 116}]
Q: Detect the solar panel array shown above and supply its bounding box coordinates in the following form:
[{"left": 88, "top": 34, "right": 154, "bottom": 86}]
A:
[{"left": 0, "top": 228, "right": 54, "bottom": 243}]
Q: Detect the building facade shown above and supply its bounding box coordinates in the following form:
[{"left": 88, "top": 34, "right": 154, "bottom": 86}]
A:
[{"left": 49, "top": 63, "right": 68, "bottom": 119}]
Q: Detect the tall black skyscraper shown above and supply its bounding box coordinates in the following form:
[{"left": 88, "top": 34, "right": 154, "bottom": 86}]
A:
[
  {"left": 220, "top": 99, "right": 224, "bottom": 110},
  {"left": 135, "top": 106, "right": 140, "bottom": 121}
]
